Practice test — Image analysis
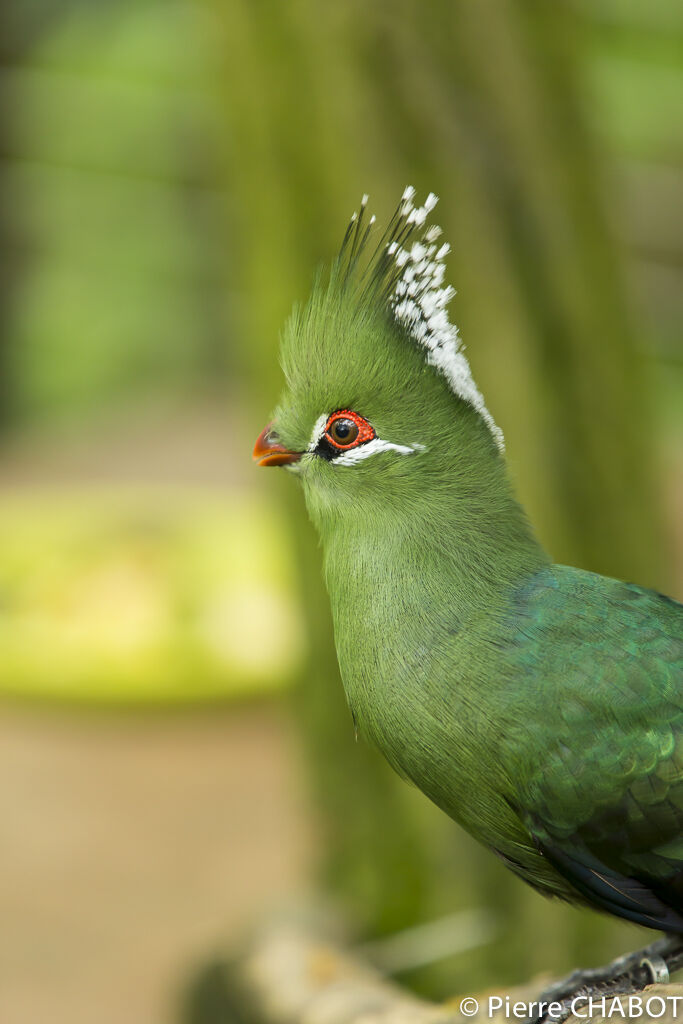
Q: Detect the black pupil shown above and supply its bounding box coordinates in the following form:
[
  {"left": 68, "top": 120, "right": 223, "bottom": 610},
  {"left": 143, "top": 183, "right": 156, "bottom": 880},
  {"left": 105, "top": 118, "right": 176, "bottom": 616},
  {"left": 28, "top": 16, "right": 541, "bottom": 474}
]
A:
[{"left": 330, "top": 418, "right": 358, "bottom": 444}]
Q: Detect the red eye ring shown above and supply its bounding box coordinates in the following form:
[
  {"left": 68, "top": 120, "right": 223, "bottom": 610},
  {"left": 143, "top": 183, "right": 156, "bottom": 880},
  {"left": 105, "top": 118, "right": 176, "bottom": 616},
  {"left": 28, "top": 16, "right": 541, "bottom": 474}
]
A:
[{"left": 325, "top": 409, "right": 375, "bottom": 450}]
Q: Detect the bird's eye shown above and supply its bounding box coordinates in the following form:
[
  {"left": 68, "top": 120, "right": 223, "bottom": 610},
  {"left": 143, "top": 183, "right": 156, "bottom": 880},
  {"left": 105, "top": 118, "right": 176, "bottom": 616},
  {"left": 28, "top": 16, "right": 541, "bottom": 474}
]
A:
[
  {"left": 329, "top": 418, "right": 358, "bottom": 445},
  {"left": 324, "top": 409, "right": 375, "bottom": 450}
]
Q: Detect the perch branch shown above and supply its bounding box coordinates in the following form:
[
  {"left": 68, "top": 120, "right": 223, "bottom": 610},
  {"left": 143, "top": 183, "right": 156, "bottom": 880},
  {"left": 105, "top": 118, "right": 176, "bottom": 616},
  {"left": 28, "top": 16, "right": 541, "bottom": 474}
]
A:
[{"left": 215, "top": 916, "right": 683, "bottom": 1024}]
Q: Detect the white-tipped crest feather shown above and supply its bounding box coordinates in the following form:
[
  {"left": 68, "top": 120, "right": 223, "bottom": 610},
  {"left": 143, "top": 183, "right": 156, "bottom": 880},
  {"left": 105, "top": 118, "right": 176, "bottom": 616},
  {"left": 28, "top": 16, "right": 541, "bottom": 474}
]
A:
[{"left": 387, "top": 189, "right": 504, "bottom": 451}]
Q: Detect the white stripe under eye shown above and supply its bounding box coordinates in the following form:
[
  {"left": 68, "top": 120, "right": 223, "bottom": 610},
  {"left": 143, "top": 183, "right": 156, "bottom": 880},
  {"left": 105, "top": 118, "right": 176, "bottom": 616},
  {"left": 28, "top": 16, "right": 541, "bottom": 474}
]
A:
[{"left": 332, "top": 438, "right": 425, "bottom": 466}]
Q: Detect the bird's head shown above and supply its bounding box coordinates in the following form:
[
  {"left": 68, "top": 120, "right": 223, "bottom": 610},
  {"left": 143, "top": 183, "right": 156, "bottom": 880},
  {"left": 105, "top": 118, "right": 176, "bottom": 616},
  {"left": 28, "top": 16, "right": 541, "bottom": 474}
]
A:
[{"left": 254, "top": 188, "right": 506, "bottom": 536}]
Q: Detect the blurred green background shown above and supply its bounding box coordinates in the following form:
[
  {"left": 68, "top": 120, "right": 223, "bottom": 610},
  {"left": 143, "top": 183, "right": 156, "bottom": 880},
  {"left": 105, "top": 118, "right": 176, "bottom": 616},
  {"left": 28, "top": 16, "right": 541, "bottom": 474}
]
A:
[{"left": 0, "top": 2, "right": 681, "bottom": 1023}]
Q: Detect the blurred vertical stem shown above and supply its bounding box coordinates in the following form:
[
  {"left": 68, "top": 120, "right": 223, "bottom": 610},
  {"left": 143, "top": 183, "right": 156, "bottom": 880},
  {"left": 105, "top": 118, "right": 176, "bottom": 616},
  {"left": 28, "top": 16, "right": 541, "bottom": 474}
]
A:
[
  {"left": 0, "top": 12, "right": 8, "bottom": 432},
  {"left": 205, "top": 0, "right": 429, "bottom": 934},
  {"left": 0, "top": 0, "right": 95, "bottom": 430}
]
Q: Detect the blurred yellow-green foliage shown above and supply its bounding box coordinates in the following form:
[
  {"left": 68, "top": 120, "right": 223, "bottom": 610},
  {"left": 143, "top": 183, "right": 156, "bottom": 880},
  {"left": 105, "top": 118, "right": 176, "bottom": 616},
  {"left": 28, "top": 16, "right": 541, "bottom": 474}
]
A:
[
  {"left": 1, "top": 1, "right": 682, "bottom": 1022},
  {"left": 0, "top": 490, "right": 304, "bottom": 702}
]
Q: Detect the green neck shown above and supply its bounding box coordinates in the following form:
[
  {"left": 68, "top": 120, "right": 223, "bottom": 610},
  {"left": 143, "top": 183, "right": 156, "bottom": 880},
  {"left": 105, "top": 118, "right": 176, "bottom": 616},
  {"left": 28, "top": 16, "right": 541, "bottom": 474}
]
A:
[
  {"left": 308, "top": 462, "right": 548, "bottom": 748},
  {"left": 314, "top": 468, "right": 548, "bottom": 631}
]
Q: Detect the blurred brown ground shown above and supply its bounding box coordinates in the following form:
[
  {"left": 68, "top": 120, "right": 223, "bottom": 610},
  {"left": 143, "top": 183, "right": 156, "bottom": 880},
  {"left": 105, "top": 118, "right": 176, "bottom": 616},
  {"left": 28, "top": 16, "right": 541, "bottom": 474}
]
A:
[{"left": 0, "top": 703, "right": 312, "bottom": 1024}]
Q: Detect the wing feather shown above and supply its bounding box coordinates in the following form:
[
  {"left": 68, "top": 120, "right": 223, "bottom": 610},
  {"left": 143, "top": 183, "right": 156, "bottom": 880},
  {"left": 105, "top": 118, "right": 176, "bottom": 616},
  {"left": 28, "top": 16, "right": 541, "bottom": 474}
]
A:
[{"left": 501, "top": 568, "right": 683, "bottom": 928}]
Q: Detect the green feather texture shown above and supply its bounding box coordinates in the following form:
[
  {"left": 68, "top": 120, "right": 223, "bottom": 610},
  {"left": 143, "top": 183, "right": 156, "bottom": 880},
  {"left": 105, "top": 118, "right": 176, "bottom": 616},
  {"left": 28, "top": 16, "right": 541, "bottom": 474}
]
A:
[{"left": 269, "top": 189, "right": 683, "bottom": 932}]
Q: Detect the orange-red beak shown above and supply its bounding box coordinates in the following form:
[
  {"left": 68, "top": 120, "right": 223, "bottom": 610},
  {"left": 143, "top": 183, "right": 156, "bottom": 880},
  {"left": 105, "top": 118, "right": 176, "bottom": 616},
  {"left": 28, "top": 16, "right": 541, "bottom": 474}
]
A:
[{"left": 253, "top": 423, "right": 302, "bottom": 467}]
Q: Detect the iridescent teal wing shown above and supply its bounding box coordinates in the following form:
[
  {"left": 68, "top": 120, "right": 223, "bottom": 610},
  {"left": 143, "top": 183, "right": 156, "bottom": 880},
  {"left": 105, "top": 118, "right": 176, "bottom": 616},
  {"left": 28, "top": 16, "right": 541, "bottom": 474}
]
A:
[{"left": 503, "top": 567, "right": 683, "bottom": 930}]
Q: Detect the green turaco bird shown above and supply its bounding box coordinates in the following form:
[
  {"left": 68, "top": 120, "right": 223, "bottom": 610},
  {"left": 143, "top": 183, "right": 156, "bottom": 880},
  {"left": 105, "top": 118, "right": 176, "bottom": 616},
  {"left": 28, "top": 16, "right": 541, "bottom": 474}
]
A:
[{"left": 253, "top": 188, "right": 683, "bottom": 1011}]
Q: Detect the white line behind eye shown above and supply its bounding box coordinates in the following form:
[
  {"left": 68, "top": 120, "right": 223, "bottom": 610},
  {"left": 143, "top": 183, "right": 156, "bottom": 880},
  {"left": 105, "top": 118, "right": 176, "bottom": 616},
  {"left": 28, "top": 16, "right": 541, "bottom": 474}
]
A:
[{"left": 333, "top": 438, "right": 425, "bottom": 466}]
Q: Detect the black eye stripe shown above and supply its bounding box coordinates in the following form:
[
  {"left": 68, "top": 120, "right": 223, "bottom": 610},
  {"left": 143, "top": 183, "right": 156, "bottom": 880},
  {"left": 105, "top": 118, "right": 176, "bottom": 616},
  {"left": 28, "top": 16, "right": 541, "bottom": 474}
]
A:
[{"left": 315, "top": 436, "right": 340, "bottom": 461}]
